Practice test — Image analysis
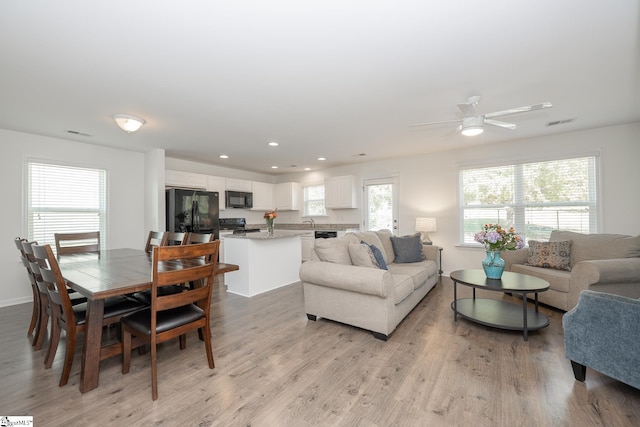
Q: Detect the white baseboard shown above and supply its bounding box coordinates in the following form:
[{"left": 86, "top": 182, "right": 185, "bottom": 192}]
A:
[{"left": 0, "top": 296, "right": 32, "bottom": 308}]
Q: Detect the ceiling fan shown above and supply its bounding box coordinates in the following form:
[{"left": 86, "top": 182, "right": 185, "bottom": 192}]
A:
[{"left": 410, "top": 96, "right": 553, "bottom": 136}]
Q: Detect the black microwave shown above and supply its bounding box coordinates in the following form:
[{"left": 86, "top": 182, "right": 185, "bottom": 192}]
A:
[{"left": 225, "top": 190, "right": 253, "bottom": 209}]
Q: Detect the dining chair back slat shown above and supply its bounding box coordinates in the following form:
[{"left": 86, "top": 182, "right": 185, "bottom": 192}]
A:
[
  {"left": 145, "top": 231, "right": 165, "bottom": 254},
  {"left": 54, "top": 231, "right": 100, "bottom": 259}
]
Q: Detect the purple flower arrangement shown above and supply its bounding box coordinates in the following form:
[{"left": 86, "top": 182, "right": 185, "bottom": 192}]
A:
[{"left": 474, "top": 223, "right": 525, "bottom": 251}]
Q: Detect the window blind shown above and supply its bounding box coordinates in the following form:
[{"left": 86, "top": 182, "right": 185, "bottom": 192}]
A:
[
  {"left": 460, "top": 156, "right": 598, "bottom": 244},
  {"left": 27, "top": 160, "right": 107, "bottom": 252}
]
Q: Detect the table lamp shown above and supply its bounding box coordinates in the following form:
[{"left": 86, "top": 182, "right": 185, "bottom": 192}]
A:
[{"left": 415, "top": 217, "right": 437, "bottom": 245}]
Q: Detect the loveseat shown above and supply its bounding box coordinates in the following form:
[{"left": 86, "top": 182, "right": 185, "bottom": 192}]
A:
[
  {"left": 299, "top": 230, "right": 440, "bottom": 340},
  {"left": 501, "top": 231, "right": 640, "bottom": 311}
]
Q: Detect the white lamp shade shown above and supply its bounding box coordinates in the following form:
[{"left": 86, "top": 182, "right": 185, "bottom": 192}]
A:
[
  {"left": 415, "top": 217, "right": 437, "bottom": 233},
  {"left": 113, "top": 114, "right": 145, "bottom": 132}
]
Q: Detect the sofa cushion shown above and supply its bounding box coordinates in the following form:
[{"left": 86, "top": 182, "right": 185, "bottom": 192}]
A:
[
  {"left": 345, "top": 231, "right": 389, "bottom": 263},
  {"left": 387, "top": 263, "right": 429, "bottom": 290},
  {"left": 390, "top": 233, "right": 424, "bottom": 263},
  {"left": 361, "top": 241, "right": 388, "bottom": 270},
  {"left": 314, "top": 237, "right": 352, "bottom": 265},
  {"left": 392, "top": 274, "right": 415, "bottom": 304},
  {"left": 374, "top": 229, "right": 395, "bottom": 264},
  {"left": 512, "top": 264, "right": 571, "bottom": 293},
  {"left": 527, "top": 240, "right": 572, "bottom": 271},
  {"left": 349, "top": 242, "right": 379, "bottom": 269},
  {"left": 550, "top": 231, "right": 640, "bottom": 267}
]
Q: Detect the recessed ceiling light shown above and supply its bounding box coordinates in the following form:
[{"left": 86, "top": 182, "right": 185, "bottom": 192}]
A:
[
  {"left": 304, "top": 168, "right": 311, "bottom": 171},
  {"left": 219, "top": 155, "right": 229, "bottom": 159},
  {"left": 317, "top": 157, "right": 326, "bottom": 161},
  {"left": 268, "top": 141, "right": 279, "bottom": 147},
  {"left": 271, "top": 166, "right": 278, "bottom": 169}
]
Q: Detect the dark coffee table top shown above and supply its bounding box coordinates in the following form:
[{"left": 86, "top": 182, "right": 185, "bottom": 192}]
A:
[{"left": 450, "top": 269, "right": 549, "bottom": 293}]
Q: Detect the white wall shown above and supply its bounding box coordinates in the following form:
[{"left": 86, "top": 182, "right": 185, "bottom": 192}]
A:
[
  {"left": 1, "top": 129, "right": 147, "bottom": 306},
  {"left": 278, "top": 122, "right": 640, "bottom": 274}
]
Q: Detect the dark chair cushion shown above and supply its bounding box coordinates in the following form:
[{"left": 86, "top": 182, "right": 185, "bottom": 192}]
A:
[
  {"left": 130, "top": 285, "right": 186, "bottom": 305},
  {"left": 72, "top": 296, "right": 146, "bottom": 325},
  {"left": 121, "top": 304, "right": 204, "bottom": 335}
]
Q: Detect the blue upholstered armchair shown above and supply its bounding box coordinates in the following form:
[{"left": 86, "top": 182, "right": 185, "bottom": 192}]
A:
[{"left": 563, "top": 290, "right": 640, "bottom": 389}]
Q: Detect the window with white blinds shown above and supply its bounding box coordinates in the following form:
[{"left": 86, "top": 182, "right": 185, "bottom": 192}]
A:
[
  {"left": 460, "top": 156, "right": 599, "bottom": 245},
  {"left": 303, "top": 184, "right": 326, "bottom": 216},
  {"left": 27, "top": 160, "right": 107, "bottom": 252}
]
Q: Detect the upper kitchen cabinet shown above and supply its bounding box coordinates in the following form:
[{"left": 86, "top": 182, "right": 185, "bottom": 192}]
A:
[
  {"left": 275, "top": 182, "right": 300, "bottom": 211},
  {"left": 325, "top": 175, "right": 358, "bottom": 209},
  {"left": 225, "top": 178, "right": 252, "bottom": 192},
  {"left": 165, "top": 170, "right": 207, "bottom": 189},
  {"left": 251, "top": 181, "right": 274, "bottom": 211},
  {"left": 207, "top": 176, "right": 226, "bottom": 210}
]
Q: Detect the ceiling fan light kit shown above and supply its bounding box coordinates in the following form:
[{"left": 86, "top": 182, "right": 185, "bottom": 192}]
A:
[
  {"left": 461, "top": 116, "right": 485, "bottom": 136},
  {"left": 411, "top": 96, "right": 552, "bottom": 136}
]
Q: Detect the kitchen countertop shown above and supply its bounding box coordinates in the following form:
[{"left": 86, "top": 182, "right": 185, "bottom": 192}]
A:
[
  {"left": 224, "top": 230, "right": 309, "bottom": 240},
  {"left": 244, "top": 223, "right": 359, "bottom": 231}
]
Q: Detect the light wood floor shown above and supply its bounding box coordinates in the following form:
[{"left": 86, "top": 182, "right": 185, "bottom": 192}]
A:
[{"left": 2, "top": 277, "right": 639, "bottom": 426}]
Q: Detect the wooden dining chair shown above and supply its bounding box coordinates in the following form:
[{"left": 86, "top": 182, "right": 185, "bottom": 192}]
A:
[
  {"left": 161, "top": 231, "right": 188, "bottom": 247},
  {"left": 121, "top": 241, "right": 220, "bottom": 400},
  {"left": 185, "top": 232, "right": 214, "bottom": 245},
  {"left": 133, "top": 231, "right": 189, "bottom": 305},
  {"left": 145, "top": 231, "right": 165, "bottom": 254},
  {"left": 54, "top": 231, "right": 100, "bottom": 260},
  {"left": 31, "top": 244, "right": 145, "bottom": 386},
  {"left": 14, "top": 237, "right": 40, "bottom": 341}
]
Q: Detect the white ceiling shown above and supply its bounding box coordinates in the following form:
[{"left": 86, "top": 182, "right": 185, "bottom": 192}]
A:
[{"left": 1, "top": 1, "right": 639, "bottom": 175}]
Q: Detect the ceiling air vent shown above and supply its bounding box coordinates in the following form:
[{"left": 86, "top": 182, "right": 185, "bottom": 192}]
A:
[
  {"left": 547, "top": 118, "right": 576, "bottom": 127},
  {"left": 66, "top": 129, "right": 91, "bottom": 137}
]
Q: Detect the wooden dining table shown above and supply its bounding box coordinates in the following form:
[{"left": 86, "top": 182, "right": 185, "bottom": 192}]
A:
[{"left": 59, "top": 248, "right": 238, "bottom": 393}]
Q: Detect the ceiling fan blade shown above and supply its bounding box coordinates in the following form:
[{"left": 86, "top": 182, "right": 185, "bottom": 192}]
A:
[
  {"left": 409, "top": 119, "right": 462, "bottom": 129},
  {"left": 485, "top": 102, "right": 552, "bottom": 119},
  {"left": 485, "top": 119, "right": 517, "bottom": 130}
]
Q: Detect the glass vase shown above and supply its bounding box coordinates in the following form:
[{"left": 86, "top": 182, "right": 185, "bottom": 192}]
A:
[
  {"left": 266, "top": 219, "right": 274, "bottom": 236},
  {"left": 482, "top": 250, "right": 505, "bottom": 279}
]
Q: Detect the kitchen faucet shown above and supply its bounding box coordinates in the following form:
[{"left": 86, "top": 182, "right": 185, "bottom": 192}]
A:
[{"left": 303, "top": 218, "right": 315, "bottom": 228}]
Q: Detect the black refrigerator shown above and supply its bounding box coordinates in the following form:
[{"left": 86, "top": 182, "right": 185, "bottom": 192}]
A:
[{"left": 166, "top": 189, "right": 220, "bottom": 240}]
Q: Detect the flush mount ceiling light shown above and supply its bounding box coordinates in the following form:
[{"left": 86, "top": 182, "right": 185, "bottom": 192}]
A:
[
  {"left": 460, "top": 116, "right": 484, "bottom": 136},
  {"left": 112, "top": 114, "right": 145, "bottom": 133}
]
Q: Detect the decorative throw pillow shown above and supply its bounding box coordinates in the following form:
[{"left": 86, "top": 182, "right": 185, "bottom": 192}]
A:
[
  {"left": 361, "top": 240, "right": 388, "bottom": 270},
  {"left": 390, "top": 233, "right": 424, "bottom": 263},
  {"left": 314, "top": 237, "right": 352, "bottom": 265},
  {"left": 527, "top": 240, "right": 572, "bottom": 271},
  {"left": 348, "top": 242, "right": 380, "bottom": 269}
]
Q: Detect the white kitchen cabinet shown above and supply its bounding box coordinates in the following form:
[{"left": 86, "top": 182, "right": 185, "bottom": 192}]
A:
[
  {"left": 251, "top": 181, "right": 274, "bottom": 211},
  {"left": 165, "top": 170, "right": 207, "bottom": 189},
  {"left": 206, "top": 176, "right": 227, "bottom": 210},
  {"left": 225, "top": 178, "right": 252, "bottom": 192},
  {"left": 325, "top": 175, "right": 358, "bottom": 209},
  {"left": 301, "top": 232, "right": 315, "bottom": 262},
  {"left": 218, "top": 231, "right": 234, "bottom": 263},
  {"left": 275, "top": 182, "right": 300, "bottom": 211}
]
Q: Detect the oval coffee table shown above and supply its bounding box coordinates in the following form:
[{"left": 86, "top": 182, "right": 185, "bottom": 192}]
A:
[{"left": 450, "top": 269, "right": 550, "bottom": 341}]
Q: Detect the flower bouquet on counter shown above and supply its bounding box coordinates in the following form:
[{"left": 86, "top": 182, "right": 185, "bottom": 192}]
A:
[{"left": 264, "top": 210, "right": 278, "bottom": 235}]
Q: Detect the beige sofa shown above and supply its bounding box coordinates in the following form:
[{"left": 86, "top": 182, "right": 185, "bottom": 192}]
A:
[
  {"left": 501, "top": 230, "right": 640, "bottom": 311},
  {"left": 299, "top": 230, "right": 440, "bottom": 340}
]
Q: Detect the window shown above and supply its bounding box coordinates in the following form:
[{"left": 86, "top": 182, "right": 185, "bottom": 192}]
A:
[
  {"left": 460, "top": 156, "right": 598, "bottom": 244},
  {"left": 27, "top": 160, "right": 107, "bottom": 252},
  {"left": 363, "top": 177, "right": 398, "bottom": 232},
  {"left": 303, "top": 183, "right": 326, "bottom": 216}
]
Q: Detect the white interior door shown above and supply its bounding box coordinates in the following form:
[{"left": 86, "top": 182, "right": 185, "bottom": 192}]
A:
[{"left": 363, "top": 177, "right": 398, "bottom": 233}]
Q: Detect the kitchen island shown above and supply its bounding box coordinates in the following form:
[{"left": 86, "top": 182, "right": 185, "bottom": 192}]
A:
[{"left": 223, "top": 231, "right": 304, "bottom": 297}]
